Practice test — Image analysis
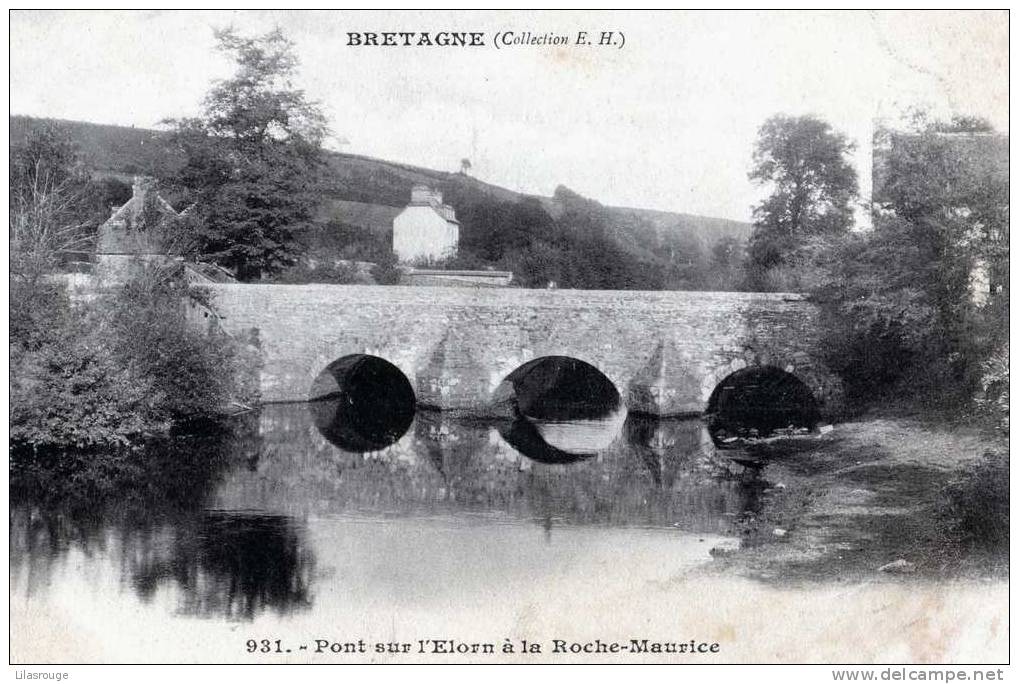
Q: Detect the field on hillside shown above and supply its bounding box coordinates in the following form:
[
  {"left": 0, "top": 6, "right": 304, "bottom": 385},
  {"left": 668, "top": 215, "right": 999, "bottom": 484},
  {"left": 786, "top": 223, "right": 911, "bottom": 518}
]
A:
[{"left": 12, "top": 115, "right": 752, "bottom": 290}]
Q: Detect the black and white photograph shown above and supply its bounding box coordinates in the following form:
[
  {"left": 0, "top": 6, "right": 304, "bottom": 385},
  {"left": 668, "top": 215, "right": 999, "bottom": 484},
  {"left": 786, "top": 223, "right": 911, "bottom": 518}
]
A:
[{"left": 7, "top": 9, "right": 1010, "bottom": 669}]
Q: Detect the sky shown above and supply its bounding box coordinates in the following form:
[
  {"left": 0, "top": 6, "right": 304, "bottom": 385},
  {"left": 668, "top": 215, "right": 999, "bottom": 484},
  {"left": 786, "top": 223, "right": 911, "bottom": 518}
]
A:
[{"left": 9, "top": 10, "right": 1009, "bottom": 222}]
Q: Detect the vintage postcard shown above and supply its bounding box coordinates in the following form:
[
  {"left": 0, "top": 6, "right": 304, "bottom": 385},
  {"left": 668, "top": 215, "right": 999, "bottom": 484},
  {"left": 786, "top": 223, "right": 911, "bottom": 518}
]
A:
[{"left": 8, "top": 9, "right": 1009, "bottom": 671}]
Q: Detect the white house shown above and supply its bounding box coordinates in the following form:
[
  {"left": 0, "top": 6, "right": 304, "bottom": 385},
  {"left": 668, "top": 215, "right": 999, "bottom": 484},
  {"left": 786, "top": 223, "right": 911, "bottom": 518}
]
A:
[{"left": 392, "top": 185, "right": 459, "bottom": 263}]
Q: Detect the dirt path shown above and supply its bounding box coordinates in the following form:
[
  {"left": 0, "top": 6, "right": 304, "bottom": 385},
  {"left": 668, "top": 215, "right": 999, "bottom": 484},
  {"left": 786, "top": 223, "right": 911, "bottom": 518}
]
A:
[{"left": 711, "top": 418, "right": 1008, "bottom": 583}]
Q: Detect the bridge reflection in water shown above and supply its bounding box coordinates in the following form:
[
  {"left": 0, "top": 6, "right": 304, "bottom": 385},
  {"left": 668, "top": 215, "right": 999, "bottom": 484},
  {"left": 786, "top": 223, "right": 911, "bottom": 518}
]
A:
[
  {"left": 11, "top": 399, "right": 764, "bottom": 627},
  {"left": 215, "top": 402, "right": 756, "bottom": 533}
]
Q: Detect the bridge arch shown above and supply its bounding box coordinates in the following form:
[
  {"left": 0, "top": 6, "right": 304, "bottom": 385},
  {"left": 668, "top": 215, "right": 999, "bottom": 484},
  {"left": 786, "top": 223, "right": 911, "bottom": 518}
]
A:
[
  {"left": 490, "top": 355, "right": 622, "bottom": 419},
  {"left": 700, "top": 354, "right": 831, "bottom": 403},
  {"left": 309, "top": 353, "right": 415, "bottom": 402},
  {"left": 705, "top": 364, "right": 820, "bottom": 437},
  {"left": 308, "top": 354, "right": 416, "bottom": 452}
]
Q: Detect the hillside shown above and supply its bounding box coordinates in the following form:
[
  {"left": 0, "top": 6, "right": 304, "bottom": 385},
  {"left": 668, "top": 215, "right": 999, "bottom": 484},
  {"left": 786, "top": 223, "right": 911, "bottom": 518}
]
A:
[
  {"left": 11, "top": 115, "right": 751, "bottom": 289},
  {"left": 9, "top": 116, "right": 182, "bottom": 179}
]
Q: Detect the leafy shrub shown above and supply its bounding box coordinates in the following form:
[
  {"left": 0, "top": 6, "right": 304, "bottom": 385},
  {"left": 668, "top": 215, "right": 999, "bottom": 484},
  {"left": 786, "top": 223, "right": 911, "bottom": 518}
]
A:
[
  {"left": 974, "top": 344, "right": 1009, "bottom": 432},
  {"left": 942, "top": 451, "right": 1009, "bottom": 552},
  {"left": 10, "top": 306, "right": 162, "bottom": 450},
  {"left": 809, "top": 213, "right": 999, "bottom": 409},
  {"left": 370, "top": 252, "right": 402, "bottom": 285},
  {"left": 272, "top": 260, "right": 366, "bottom": 284},
  {"left": 10, "top": 263, "right": 249, "bottom": 451},
  {"left": 10, "top": 277, "right": 73, "bottom": 354},
  {"left": 109, "top": 264, "right": 243, "bottom": 424}
]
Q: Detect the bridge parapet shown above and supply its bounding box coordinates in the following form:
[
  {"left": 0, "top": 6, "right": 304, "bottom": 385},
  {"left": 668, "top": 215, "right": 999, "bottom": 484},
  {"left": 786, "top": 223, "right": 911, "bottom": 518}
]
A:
[{"left": 205, "top": 284, "right": 843, "bottom": 419}]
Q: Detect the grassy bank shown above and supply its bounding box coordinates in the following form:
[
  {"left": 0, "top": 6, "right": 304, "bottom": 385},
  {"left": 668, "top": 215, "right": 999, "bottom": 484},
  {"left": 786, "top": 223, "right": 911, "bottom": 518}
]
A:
[{"left": 711, "top": 417, "right": 1008, "bottom": 583}]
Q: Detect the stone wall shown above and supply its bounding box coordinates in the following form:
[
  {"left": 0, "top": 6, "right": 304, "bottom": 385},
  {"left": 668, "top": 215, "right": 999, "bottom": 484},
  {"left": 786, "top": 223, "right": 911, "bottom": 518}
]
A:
[
  {"left": 205, "top": 284, "right": 843, "bottom": 418},
  {"left": 402, "top": 270, "right": 513, "bottom": 288}
]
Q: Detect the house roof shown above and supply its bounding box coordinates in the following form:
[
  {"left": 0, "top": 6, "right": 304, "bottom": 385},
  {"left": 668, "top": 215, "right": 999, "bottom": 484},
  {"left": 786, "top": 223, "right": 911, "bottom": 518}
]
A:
[
  {"left": 96, "top": 177, "right": 182, "bottom": 255},
  {"left": 403, "top": 204, "right": 459, "bottom": 226},
  {"left": 184, "top": 261, "right": 237, "bottom": 283}
]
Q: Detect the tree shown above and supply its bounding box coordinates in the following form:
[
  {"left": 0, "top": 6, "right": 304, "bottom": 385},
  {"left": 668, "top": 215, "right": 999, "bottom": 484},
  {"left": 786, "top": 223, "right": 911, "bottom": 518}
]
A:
[
  {"left": 933, "top": 114, "right": 994, "bottom": 134},
  {"left": 459, "top": 158, "right": 472, "bottom": 175},
  {"left": 706, "top": 235, "right": 745, "bottom": 290},
  {"left": 9, "top": 122, "right": 81, "bottom": 199},
  {"left": 9, "top": 124, "right": 107, "bottom": 277},
  {"left": 811, "top": 114, "right": 1008, "bottom": 407},
  {"left": 166, "top": 28, "right": 328, "bottom": 280},
  {"left": 712, "top": 235, "right": 743, "bottom": 269},
  {"left": 745, "top": 114, "right": 858, "bottom": 290},
  {"left": 10, "top": 172, "right": 92, "bottom": 290}
]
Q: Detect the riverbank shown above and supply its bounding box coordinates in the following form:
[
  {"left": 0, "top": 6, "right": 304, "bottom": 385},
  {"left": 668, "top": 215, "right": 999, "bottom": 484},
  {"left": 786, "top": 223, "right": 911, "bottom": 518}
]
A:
[{"left": 711, "top": 417, "right": 1008, "bottom": 583}]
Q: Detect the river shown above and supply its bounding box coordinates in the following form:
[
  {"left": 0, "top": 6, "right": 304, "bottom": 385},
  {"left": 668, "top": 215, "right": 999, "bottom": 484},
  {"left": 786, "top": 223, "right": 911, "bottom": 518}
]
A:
[{"left": 9, "top": 401, "right": 768, "bottom": 653}]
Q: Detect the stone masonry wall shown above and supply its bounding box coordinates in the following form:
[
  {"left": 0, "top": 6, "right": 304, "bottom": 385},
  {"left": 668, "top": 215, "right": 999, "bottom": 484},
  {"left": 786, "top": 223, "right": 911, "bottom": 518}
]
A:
[{"left": 205, "top": 284, "right": 843, "bottom": 418}]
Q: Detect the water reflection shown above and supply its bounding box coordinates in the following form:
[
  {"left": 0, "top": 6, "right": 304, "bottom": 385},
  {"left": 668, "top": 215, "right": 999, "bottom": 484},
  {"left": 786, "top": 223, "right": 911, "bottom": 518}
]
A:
[
  {"left": 131, "top": 511, "right": 314, "bottom": 620},
  {"left": 496, "top": 417, "right": 596, "bottom": 464},
  {"left": 12, "top": 403, "right": 767, "bottom": 627},
  {"left": 310, "top": 395, "right": 413, "bottom": 452},
  {"left": 492, "top": 355, "right": 627, "bottom": 463},
  {"left": 413, "top": 412, "right": 491, "bottom": 476},
  {"left": 232, "top": 406, "right": 754, "bottom": 530},
  {"left": 11, "top": 506, "right": 315, "bottom": 622},
  {"left": 10, "top": 426, "right": 317, "bottom": 623},
  {"left": 496, "top": 409, "right": 627, "bottom": 464},
  {"left": 626, "top": 415, "right": 721, "bottom": 486}
]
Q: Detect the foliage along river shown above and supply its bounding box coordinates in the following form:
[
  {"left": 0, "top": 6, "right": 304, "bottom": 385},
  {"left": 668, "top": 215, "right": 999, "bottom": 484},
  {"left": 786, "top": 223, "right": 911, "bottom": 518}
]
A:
[{"left": 10, "top": 399, "right": 769, "bottom": 660}]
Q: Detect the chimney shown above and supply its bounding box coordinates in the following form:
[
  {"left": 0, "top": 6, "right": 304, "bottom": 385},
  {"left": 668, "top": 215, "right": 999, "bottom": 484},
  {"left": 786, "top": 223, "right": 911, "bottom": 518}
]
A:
[
  {"left": 132, "top": 175, "right": 155, "bottom": 199},
  {"left": 410, "top": 184, "right": 445, "bottom": 206},
  {"left": 410, "top": 184, "right": 434, "bottom": 205}
]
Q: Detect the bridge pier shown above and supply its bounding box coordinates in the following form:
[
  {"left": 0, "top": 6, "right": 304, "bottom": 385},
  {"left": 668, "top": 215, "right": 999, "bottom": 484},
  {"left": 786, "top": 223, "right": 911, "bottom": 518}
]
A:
[
  {"left": 414, "top": 333, "right": 490, "bottom": 413},
  {"left": 626, "top": 338, "right": 705, "bottom": 417}
]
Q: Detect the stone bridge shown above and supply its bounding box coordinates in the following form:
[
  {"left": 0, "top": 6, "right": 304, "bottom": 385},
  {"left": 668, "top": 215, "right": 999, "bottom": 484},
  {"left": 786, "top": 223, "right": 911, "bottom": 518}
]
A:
[{"left": 205, "top": 284, "right": 843, "bottom": 419}]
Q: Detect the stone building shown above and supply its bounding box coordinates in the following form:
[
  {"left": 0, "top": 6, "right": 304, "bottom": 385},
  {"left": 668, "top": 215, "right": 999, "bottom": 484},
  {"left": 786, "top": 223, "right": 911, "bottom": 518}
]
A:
[
  {"left": 94, "top": 176, "right": 184, "bottom": 284},
  {"left": 92, "top": 176, "right": 236, "bottom": 300},
  {"left": 392, "top": 185, "right": 459, "bottom": 263}
]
